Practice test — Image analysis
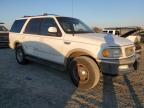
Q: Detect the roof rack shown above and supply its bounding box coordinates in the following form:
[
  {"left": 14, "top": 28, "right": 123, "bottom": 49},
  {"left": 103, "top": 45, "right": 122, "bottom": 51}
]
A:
[{"left": 23, "top": 13, "right": 59, "bottom": 18}]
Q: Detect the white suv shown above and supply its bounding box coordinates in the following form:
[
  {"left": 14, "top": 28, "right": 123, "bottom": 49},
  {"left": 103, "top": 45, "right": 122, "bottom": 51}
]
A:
[{"left": 9, "top": 14, "right": 138, "bottom": 90}]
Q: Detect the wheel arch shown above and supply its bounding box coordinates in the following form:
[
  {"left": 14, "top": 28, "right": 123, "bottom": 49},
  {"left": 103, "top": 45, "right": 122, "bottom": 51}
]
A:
[
  {"left": 64, "top": 49, "right": 100, "bottom": 70},
  {"left": 14, "top": 41, "right": 21, "bottom": 49}
]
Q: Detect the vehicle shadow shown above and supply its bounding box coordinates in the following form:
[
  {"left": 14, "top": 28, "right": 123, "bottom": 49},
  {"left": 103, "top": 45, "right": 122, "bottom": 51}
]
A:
[
  {"left": 102, "top": 73, "right": 143, "bottom": 108},
  {"left": 0, "top": 41, "right": 77, "bottom": 108},
  {"left": 64, "top": 73, "right": 144, "bottom": 108},
  {"left": 102, "top": 75, "right": 118, "bottom": 108},
  {"left": 124, "top": 74, "right": 143, "bottom": 108}
]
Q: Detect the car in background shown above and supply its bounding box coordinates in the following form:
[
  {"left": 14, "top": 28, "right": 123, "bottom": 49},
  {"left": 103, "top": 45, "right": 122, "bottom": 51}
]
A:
[
  {"left": 120, "top": 28, "right": 141, "bottom": 43},
  {"left": 103, "top": 27, "right": 141, "bottom": 43},
  {"left": 103, "top": 29, "right": 120, "bottom": 36},
  {"left": 0, "top": 23, "right": 9, "bottom": 47},
  {"left": 120, "top": 28, "right": 142, "bottom": 59}
]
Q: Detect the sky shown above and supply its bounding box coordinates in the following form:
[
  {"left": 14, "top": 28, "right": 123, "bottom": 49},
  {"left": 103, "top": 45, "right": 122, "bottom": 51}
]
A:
[{"left": 0, "top": 0, "right": 144, "bottom": 29}]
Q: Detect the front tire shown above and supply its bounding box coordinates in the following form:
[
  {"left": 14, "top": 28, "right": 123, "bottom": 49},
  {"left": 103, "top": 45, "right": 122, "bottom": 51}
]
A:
[
  {"left": 69, "top": 56, "right": 100, "bottom": 90},
  {"left": 15, "top": 45, "right": 28, "bottom": 65}
]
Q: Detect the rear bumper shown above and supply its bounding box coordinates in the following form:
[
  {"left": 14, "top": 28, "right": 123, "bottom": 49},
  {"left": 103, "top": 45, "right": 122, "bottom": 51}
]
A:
[{"left": 98, "top": 56, "right": 139, "bottom": 75}]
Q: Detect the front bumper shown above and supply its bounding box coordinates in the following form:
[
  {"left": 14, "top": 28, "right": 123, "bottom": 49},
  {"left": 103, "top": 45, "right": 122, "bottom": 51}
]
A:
[{"left": 98, "top": 56, "right": 139, "bottom": 75}]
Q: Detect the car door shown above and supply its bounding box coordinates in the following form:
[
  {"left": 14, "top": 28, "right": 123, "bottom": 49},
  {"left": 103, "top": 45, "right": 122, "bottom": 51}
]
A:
[
  {"left": 38, "top": 18, "right": 64, "bottom": 64},
  {"left": 22, "top": 18, "right": 42, "bottom": 56}
]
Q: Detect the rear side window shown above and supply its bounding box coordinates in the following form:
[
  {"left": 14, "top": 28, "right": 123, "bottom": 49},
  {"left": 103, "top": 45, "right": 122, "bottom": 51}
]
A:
[
  {"left": 24, "top": 18, "right": 42, "bottom": 34},
  {"left": 10, "top": 19, "right": 26, "bottom": 33}
]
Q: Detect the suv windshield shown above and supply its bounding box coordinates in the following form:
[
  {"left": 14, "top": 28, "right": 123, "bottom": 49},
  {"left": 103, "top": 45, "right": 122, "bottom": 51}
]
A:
[{"left": 57, "top": 17, "right": 94, "bottom": 34}]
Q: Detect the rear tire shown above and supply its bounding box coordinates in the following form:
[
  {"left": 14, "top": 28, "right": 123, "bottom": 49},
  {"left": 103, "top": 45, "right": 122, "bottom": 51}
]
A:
[
  {"left": 69, "top": 56, "right": 100, "bottom": 90},
  {"left": 15, "top": 45, "right": 28, "bottom": 65}
]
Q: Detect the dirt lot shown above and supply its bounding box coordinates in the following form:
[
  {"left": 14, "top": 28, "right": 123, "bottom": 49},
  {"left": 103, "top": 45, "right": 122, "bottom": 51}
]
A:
[{"left": 0, "top": 45, "right": 144, "bottom": 108}]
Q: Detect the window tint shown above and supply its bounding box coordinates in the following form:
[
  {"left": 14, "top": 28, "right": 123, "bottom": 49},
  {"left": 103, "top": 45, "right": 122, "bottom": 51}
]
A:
[
  {"left": 10, "top": 19, "right": 26, "bottom": 33},
  {"left": 24, "top": 18, "right": 42, "bottom": 34},
  {"left": 41, "top": 18, "right": 58, "bottom": 36}
]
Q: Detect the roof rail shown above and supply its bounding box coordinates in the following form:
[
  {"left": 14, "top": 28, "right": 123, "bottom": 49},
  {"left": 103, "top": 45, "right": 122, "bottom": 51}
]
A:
[
  {"left": 23, "top": 16, "right": 33, "bottom": 17},
  {"left": 23, "top": 13, "right": 59, "bottom": 18},
  {"left": 43, "top": 13, "right": 59, "bottom": 16}
]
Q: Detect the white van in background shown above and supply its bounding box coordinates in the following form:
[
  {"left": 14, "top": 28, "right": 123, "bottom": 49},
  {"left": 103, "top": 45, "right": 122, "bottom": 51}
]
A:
[{"left": 103, "top": 27, "right": 141, "bottom": 43}]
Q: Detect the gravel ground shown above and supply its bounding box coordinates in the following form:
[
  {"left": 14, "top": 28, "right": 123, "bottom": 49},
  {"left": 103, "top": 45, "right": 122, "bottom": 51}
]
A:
[{"left": 0, "top": 45, "right": 144, "bottom": 108}]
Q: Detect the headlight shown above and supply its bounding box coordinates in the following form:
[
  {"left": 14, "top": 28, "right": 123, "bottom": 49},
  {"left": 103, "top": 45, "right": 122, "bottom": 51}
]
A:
[
  {"left": 125, "top": 47, "right": 134, "bottom": 56},
  {"left": 102, "top": 48, "right": 122, "bottom": 58}
]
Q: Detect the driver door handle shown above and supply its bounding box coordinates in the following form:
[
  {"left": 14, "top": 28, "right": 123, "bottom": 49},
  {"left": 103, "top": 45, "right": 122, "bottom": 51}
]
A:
[{"left": 64, "top": 41, "right": 71, "bottom": 45}]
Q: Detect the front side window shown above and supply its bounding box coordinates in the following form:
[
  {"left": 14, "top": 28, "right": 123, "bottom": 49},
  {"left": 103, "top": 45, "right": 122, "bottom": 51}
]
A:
[
  {"left": 41, "top": 18, "right": 58, "bottom": 36},
  {"left": 24, "top": 18, "right": 42, "bottom": 34},
  {"left": 10, "top": 19, "right": 26, "bottom": 33},
  {"left": 57, "top": 17, "right": 94, "bottom": 34}
]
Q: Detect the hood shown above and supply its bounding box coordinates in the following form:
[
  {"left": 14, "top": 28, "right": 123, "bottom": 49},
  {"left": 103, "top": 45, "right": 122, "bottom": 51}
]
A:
[{"left": 72, "top": 33, "right": 133, "bottom": 47}]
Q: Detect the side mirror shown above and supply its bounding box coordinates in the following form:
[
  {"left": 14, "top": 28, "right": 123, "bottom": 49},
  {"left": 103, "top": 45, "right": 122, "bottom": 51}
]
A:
[{"left": 48, "top": 27, "right": 57, "bottom": 33}]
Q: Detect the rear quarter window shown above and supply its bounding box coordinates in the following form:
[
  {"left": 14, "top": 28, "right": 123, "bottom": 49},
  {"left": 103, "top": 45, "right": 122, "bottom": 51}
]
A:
[
  {"left": 40, "top": 18, "right": 58, "bottom": 36},
  {"left": 10, "top": 19, "right": 26, "bottom": 33}
]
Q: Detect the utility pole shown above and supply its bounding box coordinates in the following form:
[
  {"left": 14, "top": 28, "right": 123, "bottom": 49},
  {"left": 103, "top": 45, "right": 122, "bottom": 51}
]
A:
[{"left": 72, "top": 0, "right": 74, "bottom": 18}]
